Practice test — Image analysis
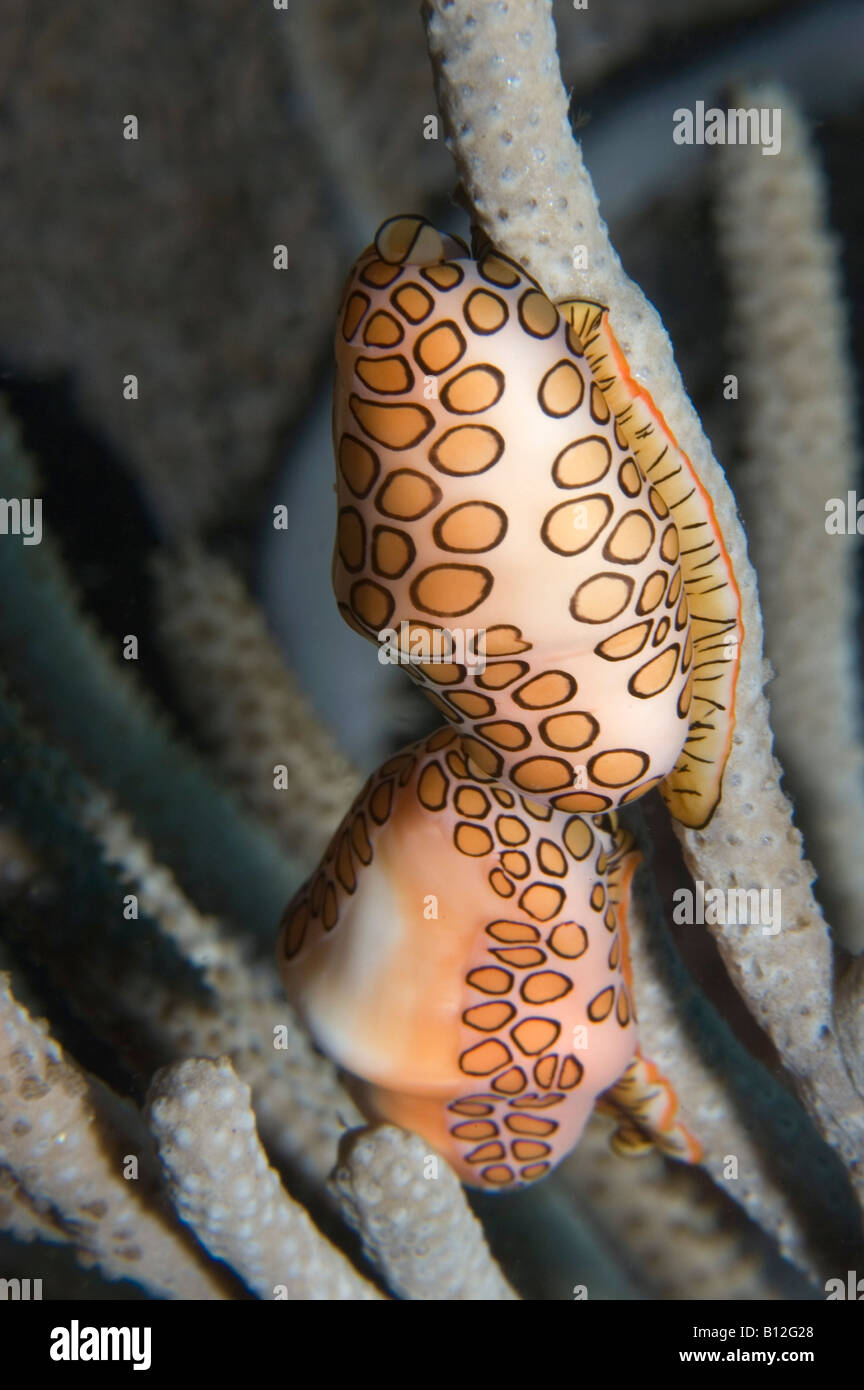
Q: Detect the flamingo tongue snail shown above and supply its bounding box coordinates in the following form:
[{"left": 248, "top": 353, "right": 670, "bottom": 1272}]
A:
[{"left": 277, "top": 215, "right": 742, "bottom": 1190}]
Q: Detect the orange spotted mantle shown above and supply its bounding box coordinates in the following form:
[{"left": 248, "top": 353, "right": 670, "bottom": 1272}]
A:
[{"left": 277, "top": 216, "right": 743, "bottom": 1190}]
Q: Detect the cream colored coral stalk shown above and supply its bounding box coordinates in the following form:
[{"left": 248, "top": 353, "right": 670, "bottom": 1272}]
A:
[
  {"left": 422, "top": 0, "right": 864, "bottom": 1221},
  {"left": 0, "top": 974, "right": 227, "bottom": 1298},
  {"left": 714, "top": 82, "right": 864, "bottom": 953},
  {"left": 332, "top": 1125, "right": 519, "bottom": 1300},
  {"left": 148, "top": 1058, "right": 383, "bottom": 1300},
  {"left": 0, "top": 1165, "right": 72, "bottom": 1249}
]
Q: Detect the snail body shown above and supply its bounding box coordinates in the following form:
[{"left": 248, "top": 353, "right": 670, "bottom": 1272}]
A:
[{"left": 278, "top": 216, "right": 741, "bottom": 1188}]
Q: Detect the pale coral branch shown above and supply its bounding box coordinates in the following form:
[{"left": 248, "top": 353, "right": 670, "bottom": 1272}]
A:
[
  {"left": 331, "top": 1125, "right": 519, "bottom": 1300},
  {"left": 422, "top": 0, "right": 864, "bottom": 1217},
  {"left": 0, "top": 1164, "right": 72, "bottom": 1250},
  {"left": 0, "top": 973, "right": 228, "bottom": 1298},
  {"left": 152, "top": 546, "right": 363, "bottom": 867},
  {"left": 715, "top": 82, "right": 864, "bottom": 955},
  {"left": 147, "top": 1058, "right": 384, "bottom": 1301}
]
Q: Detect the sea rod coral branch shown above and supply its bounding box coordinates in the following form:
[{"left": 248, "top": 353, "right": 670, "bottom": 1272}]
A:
[
  {"left": 0, "top": 973, "right": 229, "bottom": 1298},
  {"left": 147, "top": 1059, "right": 384, "bottom": 1301},
  {"left": 714, "top": 82, "right": 864, "bottom": 955},
  {"left": 332, "top": 1126, "right": 519, "bottom": 1300},
  {"left": 422, "top": 0, "right": 864, "bottom": 1212}
]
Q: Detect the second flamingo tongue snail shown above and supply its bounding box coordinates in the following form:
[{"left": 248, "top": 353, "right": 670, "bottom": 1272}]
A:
[{"left": 278, "top": 215, "right": 742, "bottom": 1190}]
